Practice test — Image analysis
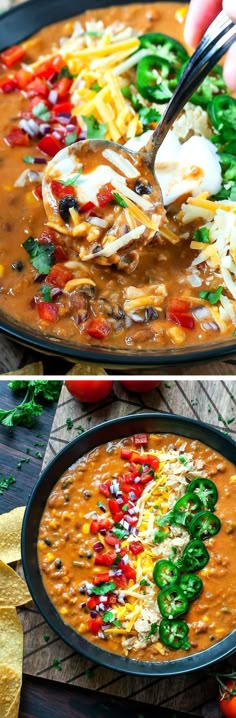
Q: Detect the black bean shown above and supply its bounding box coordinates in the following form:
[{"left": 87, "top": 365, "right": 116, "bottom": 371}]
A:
[
  {"left": 59, "top": 195, "right": 79, "bottom": 224},
  {"left": 83, "top": 490, "right": 92, "bottom": 499},
  {"left": 12, "top": 260, "right": 24, "bottom": 272},
  {"left": 64, "top": 495, "right": 70, "bottom": 503},
  {"left": 44, "top": 538, "right": 51, "bottom": 547},
  {"left": 134, "top": 179, "right": 153, "bottom": 195},
  {"left": 79, "top": 585, "right": 87, "bottom": 594},
  {"left": 54, "top": 558, "right": 63, "bottom": 569},
  {"left": 86, "top": 550, "right": 93, "bottom": 559},
  {"left": 144, "top": 306, "right": 159, "bottom": 322}
]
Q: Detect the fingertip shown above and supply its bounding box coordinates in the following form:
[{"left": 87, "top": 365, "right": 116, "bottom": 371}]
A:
[
  {"left": 223, "top": 0, "right": 236, "bottom": 24},
  {"left": 223, "top": 43, "right": 236, "bottom": 91}
]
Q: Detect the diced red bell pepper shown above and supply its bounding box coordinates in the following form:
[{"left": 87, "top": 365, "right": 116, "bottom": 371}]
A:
[
  {"left": 167, "top": 310, "right": 195, "bottom": 330},
  {"left": 27, "top": 77, "right": 48, "bottom": 98},
  {"left": 108, "top": 499, "right": 120, "bottom": 515},
  {"left": 167, "top": 298, "right": 191, "bottom": 314},
  {"left": 37, "top": 134, "right": 62, "bottom": 158},
  {"left": 38, "top": 228, "right": 56, "bottom": 245},
  {"left": 46, "top": 263, "right": 72, "bottom": 289},
  {"left": 120, "top": 448, "right": 132, "bottom": 461},
  {"left": 0, "top": 76, "right": 17, "bottom": 93},
  {"left": 88, "top": 615, "right": 103, "bottom": 635},
  {"left": 94, "top": 551, "right": 116, "bottom": 567},
  {"left": 129, "top": 541, "right": 144, "bottom": 555},
  {"left": 99, "top": 481, "right": 111, "bottom": 498},
  {"left": 56, "top": 77, "right": 73, "bottom": 100},
  {"left": 129, "top": 464, "right": 140, "bottom": 478},
  {"left": 97, "top": 182, "right": 114, "bottom": 207},
  {"left": 4, "top": 127, "right": 30, "bottom": 147},
  {"left": 113, "top": 512, "right": 124, "bottom": 523},
  {"left": 15, "top": 69, "right": 33, "bottom": 89},
  {"left": 121, "top": 473, "right": 133, "bottom": 484},
  {"left": 85, "top": 317, "right": 111, "bottom": 340},
  {"left": 38, "top": 301, "right": 59, "bottom": 322},
  {"left": 54, "top": 245, "right": 68, "bottom": 263},
  {"left": 1, "top": 45, "right": 25, "bottom": 68},
  {"left": 34, "top": 55, "right": 63, "bottom": 80},
  {"left": 93, "top": 572, "right": 110, "bottom": 585},
  {"left": 90, "top": 519, "right": 99, "bottom": 534},
  {"left": 50, "top": 179, "right": 76, "bottom": 200},
  {"left": 114, "top": 574, "right": 127, "bottom": 589},
  {"left": 79, "top": 201, "right": 96, "bottom": 214},
  {"left": 52, "top": 101, "right": 72, "bottom": 117},
  {"left": 122, "top": 564, "right": 136, "bottom": 581},
  {"left": 105, "top": 534, "right": 120, "bottom": 547},
  {"left": 133, "top": 434, "right": 148, "bottom": 447},
  {"left": 87, "top": 596, "right": 99, "bottom": 609}
]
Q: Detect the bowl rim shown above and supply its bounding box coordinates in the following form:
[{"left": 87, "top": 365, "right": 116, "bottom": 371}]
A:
[
  {"left": 1, "top": 0, "right": 236, "bottom": 366},
  {"left": 21, "top": 411, "right": 236, "bottom": 676}
]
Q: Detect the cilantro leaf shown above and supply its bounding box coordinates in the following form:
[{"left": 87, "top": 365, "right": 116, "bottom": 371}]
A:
[
  {"left": 199, "top": 285, "right": 223, "bottom": 305},
  {"left": 139, "top": 106, "right": 161, "bottom": 126},
  {"left": 59, "top": 170, "right": 82, "bottom": 186},
  {"left": 65, "top": 131, "right": 77, "bottom": 146},
  {"left": 0, "top": 475, "right": 15, "bottom": 494},
  {"left": 193, "top": 226, "right": 210, "bottom": 243},
  {"left": 92, "top": 581, "right": 116, "bottom": 595},
  {"left": 147, "top": 622, "right": 158, "bottom": 639},
  {"left": 41, "top": 285, "right": 52, "bottom": 302},
  {"left": 57, "top": 66, "right": 74, "bottom": 80},
  {"left": 23, "top": 237, "right": 55, "bottom": 275},
  {"left": 82, "top": 114, "right": 107, "bottom": 139},
  {"left": 0, "top": 381, "right": 61, "bottom": 428}
]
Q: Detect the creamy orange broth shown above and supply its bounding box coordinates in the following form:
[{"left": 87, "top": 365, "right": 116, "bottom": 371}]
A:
[{"left": 38, "top": 433, "right": 236, "bottom": 661}]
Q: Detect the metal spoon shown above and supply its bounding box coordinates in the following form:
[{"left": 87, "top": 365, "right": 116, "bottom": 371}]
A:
[{"left": 42, "top": 10, "right": 236, "bottom": 262}]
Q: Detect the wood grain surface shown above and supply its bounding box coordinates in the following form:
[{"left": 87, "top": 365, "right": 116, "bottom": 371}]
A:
[{"left": 17, "top": 380, "right": 236, "bottom": 717}]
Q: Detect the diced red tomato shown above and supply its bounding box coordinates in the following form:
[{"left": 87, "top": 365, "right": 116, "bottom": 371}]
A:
[
  {"left": 38, "top": 302, "right": 59, "bottom": 322},
  {"left": 97, "top": 182, "right": 114, "bottom": 207},
  {"left": 114, "top": 574, "right": 127, "bottom": 589},
  {"left": 90, "top": 519, "right": 99, "bottom": 534},
  {"left": 52, "top": 101, "right": 72, "bottom": 117},
  {"left": 4, "top": 127, "right": 29, "bottom": 147},
  {"left": 113, "top": 512, "right": 124, "bottom": 523},
  {"left": 93, "top": 572, "right": 110, "bottom": 585},
  {"left": 167, "top": 310, "right": 195, "bottom": 330},
  {"left": 88, "top": 615, "right": 103, "bottom": 635},
  {"left": 29, "top": 95, "right": 50, "bottom": 111},
  {"left": 131, "top": 453, "right": 159, "bottom": 470},
  {"left": 38, "top": 228, "right": 57, "bottom": 245},
  {"left": 108, "top": 499, "right": 120, "bottom": 515},
  {"left": 46, "top": 264, "right": 72, "bottom": 289},
  {"left": 121, "top": 473, "right": 133, "bottom": 484},
  {"left": 122, "top": 564, "right": 136, "bottom": 581},
  {"left": 107, "top": 594, "right": 117, "bottom": 605},
  {"left": 167, "top": 298, "right": 191, "bottom": 314},
  {"left": 105, "top": 534, "right": 120, "bottom": 547},
  {"left": 1, "top": 45, "right": 25, "bottom": 68},
  {"left": 50, "top": 179, "right": 76, "bottom": 200},
  {"left": 129, "top": 464, "right": 140, "bottom": 478},
  {"left": 99, "top": 481, "right": 111, "bottom": 498},
  {"left": 27, "top": 77, "right": 48, "bottom": 98},
  {"left": 87, "top": 596, "right": 99, "bottom": 609},
  {"left": 94, "top": 551, "right": 116, "bottom": 567},
  {"left": 56, "top": 77, "right": 73, "bottom": 100},
  {"left": 34, "top": 55, "right": 63, "bottom": 80},
  {"left": 37, "top": 134, "right": 62, "bottom": 157},
  {"left": 133, "top": 434, "right": 148, "bottom": 447},
  {"left": 129, "top": 541, "right": 144, "bottom": 555},
  {"left": 0, "top": 76, "right": 17, "bottom": 93},
  {"left": 129, "top": 484, "right": 142, "bottom": 499},
  {"left": 99, "top": 518, "right": 114, "bottom": 531},
  {"left": 119, "top": 482, "right": 133, "bottom": 495},
  {"left": 140, "top": 474, "right": 154, "bottom": 485},
  {"left": 79, "top": 201, "right": 96, "bottom": 214},
  {"left": 85, "top": 317, "right": 111, "bottom": 340},
  {"left": 120, "top": 448, "right": 132, "bottom": 461},
  {"left": 54, "top": 245, "right": 68, "bottom": 263},
  {"left": 15, "top": 69, "right": 33, "bottom": 89}
]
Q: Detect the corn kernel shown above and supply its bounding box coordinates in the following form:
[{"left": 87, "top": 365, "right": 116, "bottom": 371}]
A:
[
  {"left": 230, "top": 475, "right": 236, "bottom": 483},
  {"left": 167, "top": 326, "right": 186, "bottom": 345},
  {"left": 78, "top": 622, "right": 87, "bottom": 633},
  {"left": 175, "top": 6, "right": 188, "bottom": 23},
  {"left": 63, "top": 576, "right": 70, "bottom": 584},
  {"left": 82, "top": 522, "right": 90, "bottom": 534},
  {"left": 37, "top": 541, "right": 45, "bottom": 551},
  {"left": 203, "top": 616, "right": 209, "bottom": 622},
  {"left": 0, "top": 265, "right": 5, "bottom": 278},
  {"left": 49, "top": 519, "right": 58, "bottom": 528},
  {"left": 46, "top": 552, "right": 54, "bottom": 561},
  {"left": 60, "top": 606, "right": 69, "bottom": 616}
]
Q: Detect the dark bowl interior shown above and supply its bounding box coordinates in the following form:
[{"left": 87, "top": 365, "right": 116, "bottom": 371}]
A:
[
  {"left": 22, "top": 412, "right": 236, "bottom": 676},
  {"left": 0, "top": 0, "right": 236, "bottom": 366}
]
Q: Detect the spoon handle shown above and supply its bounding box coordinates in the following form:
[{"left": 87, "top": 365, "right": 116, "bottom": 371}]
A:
[{"left": 142, "top": 10, "right": 236, "bottom": 170}]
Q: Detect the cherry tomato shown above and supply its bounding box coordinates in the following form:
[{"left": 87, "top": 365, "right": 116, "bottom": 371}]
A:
[
  {"left": 120, "top": 380, "right": 161, "bottom": 393},
  {"left": 65, "top": 379, "right": 113, "bottom": 404},
  {"left": 219, "top": 680, "right": 236, "bottom": 718}
]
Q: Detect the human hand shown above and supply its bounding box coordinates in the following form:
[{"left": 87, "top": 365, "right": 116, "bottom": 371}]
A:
[{"left": 184, "top": 0, "right": 236, "bottom": 90}]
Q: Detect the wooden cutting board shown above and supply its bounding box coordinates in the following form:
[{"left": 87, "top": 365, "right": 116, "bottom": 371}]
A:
[{"left": 18, "top": 381, "right": 236, "bottom": 716}]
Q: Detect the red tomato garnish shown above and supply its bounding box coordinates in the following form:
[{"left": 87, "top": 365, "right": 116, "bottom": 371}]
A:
[
  {"left": 84, "top": 316, "right": 111, "bottom": 340},
  {"left": 122, "top": 564, "right": 136, "bottom": 581},
  {"left": 15, "top": 69, "right": 33, "bottom": 89},
  {"left": 37, "top": 134, "right": 63, "bottom": 157},
  {"left": 113, "top": 511, "right": 124, "bottom": 523},
  {"left": 133, "top": 434, "right": 148, "bottom": 446},
  {"left": 88, "top": 615, "right": 103, "bottom": 635},
  {"left": 34, "top": 55, "right": 63, "bottom": 80},
  {"left": 93, "top": 572, "right": 110, "bottom": 585},
  {"left": 114, "top": 574, "right": 127, "bottom": 589},
  {"left": 120, "top": 380, "right": 161, "bottom": 393},
  {"left": 27, "top": 77, "right": 48, "bottom": 98},
  {"left": 120, "top": 448, "right": 132, "bottom": 461},
  {"left": 167, "top": 311, "right": 195, "bottom": 330},
  {"left": 54, "top": 245, "right": 68, "bottom": 263},
  {"left": 38, "top": 228, "right": 57, "bottom": 245},
  {"left": 167, "top": 298, "right": 191, "bottom": 314},
  {"left": 1, "top": 45, "right": 25, "bottom": 68},
  {"left": 105, "top": 534, "right": 120, "bottom": 547},
  {"left": 129, "top": 541, "right": 144, "bottom": 555},
  {"left": 4, "top": 127, "right": 29, "bottom": 147},
  {"left": 99, "top": 481, "right": 111, "bottom": 498},
  {"left": 56, "top": 77, "right": 73, "bottom": 100},
  {"left": 65, "top": 379, "right": 113, "bottom": 404},
  {"left": 46, "top": 264, "right": 72, "bottom": 289},
  {"left": 94, "top": 551, "right": 116, "bottom": 567},
  {"left": 52, "top": 101, "right": 72, "bottom": 117},
  {"left": 97, "top": 182, "right": 114, "bottom": 207},
  {"left": 38, "top": 302, "right": 59, "bottom": 322},
  {"left": 108, "top": 499, "right": 121, "bottom": 515},
  {"left": 50, "top": 179, "right": 76, "bottom": 200},
  {"left": 90, "top": 519, "right": 99, "bottom": 535},
  {"left": 0, "top": 76, "right": 17, "bottom": 93},
  {"left": 79, "top": 201, "right": 96, "bottom": 214}
]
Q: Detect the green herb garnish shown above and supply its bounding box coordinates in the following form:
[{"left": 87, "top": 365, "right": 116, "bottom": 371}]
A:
[
  {"left": 59, "top": 170, "right": 82, "bottom": 186},
  {"left": 23, "top": 236, "right": 55, "bottom": 275},
  {"left": 147, "top": 622, "right": 158, "bottom": 639},
  {"left": 0, "top": 475, "right": 15, "bottom": 494},
  {"left": 57, "top": 65, "right": 74, "bottom": 80},
  {"left": 139, "top": 106, "right": 161, "bottom": 125},
  {"left": 43, "top": 634, "right": 50, "bottom": 643},
  {"left": 65, "top": 131, "right": 77, "bottom": 146},
  {"left": 113, "top": 192, "right": 128, "bottom": 208},
  {"left": 154, "top": 529, "right": 169, "bottom": 544},
  {"left": 0, "top": 381, "right": 61, "bottom": 428},
  {"left": 140, "top": 579, "right": 150, "bottom": 586},
  {"left": 92, "top": 581, "right": 116, "bottom": 595},
  {"left": 90, "top": 82, "right": 102, "bottom": 92},
  {"left": 82, "top": 113, "right": 107, "bottom": 139},
  {"left": 199, "top": 285, "right": 223, "bottom": 305},
  {"left": 193, "top": 226, "right": 210, "bottom": 243},
  {"left": 41, "top": 285, "right": 52, "bottom": 302},
  {"left": 32, "top": 101, "right": 51, "bottom": 122},
  {"left": 52, "top": 659, "right": 62, "bottom": 671},
  {"left": 66, "top": 417, "right": 74, "bottom": 430}
]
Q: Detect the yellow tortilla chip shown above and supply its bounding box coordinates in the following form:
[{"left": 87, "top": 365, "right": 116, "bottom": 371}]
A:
[
  {"left": 67, "top": 362, "right": 107, "bottom": 375},
  {"left": 0, "top": 507, "right": 25, "bottom": 564},
  {"left": 0, "top": 608, "right": 23, "bottom": 674},
  {"left": 5, "top": 690, "right": 21, "bottom": 718},
  {"left": 0, "top": 665, "right": 21, "bottom": 718},
  {"left": 1, "top": 361, "right": 44, "bottom": 376},
  {"left": 0, "top": 560, "right": 31, "bottom": 607}
]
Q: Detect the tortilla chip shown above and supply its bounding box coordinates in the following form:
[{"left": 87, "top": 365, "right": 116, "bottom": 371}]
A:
[
  {"left": 67, "top": 362, "right": 107, "bottom": 375},
  {"left": 1, "top": 361, "right": 43, "bottom": 376},
  {"left": 0, "top": 560, "right": 31, "bottom": 607},
  {"left": 0, "top": 665, "right": 21, "bottom": 718},
  {"left": 5, "top": 690, "right": 21, "bottom": 718},
  {"left": 0, "top": 608, "right": 23, "bottom": 674},
  {"left": 0, "top": 507, "right": 25, "bottom": 564}
]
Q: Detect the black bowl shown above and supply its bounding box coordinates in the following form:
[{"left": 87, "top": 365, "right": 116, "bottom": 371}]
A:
[
  {"left": 22, "top": 411, "right": 236, "bottom": 676},
  {"left": 1, "top": 0, "right": 236, "bottom": 367}
]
